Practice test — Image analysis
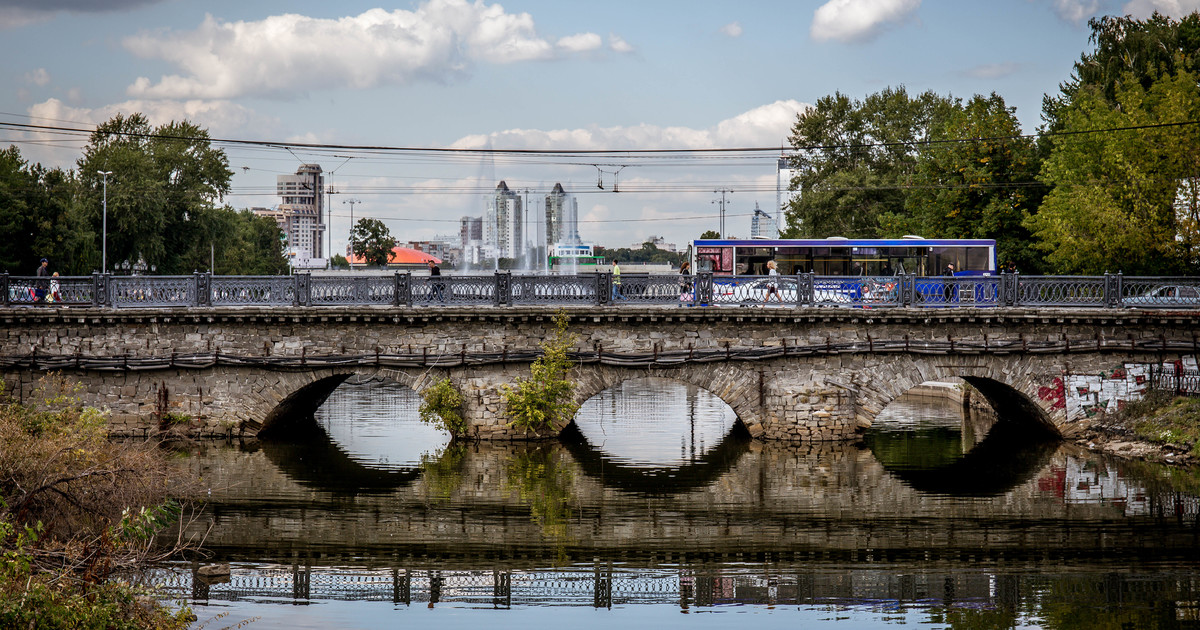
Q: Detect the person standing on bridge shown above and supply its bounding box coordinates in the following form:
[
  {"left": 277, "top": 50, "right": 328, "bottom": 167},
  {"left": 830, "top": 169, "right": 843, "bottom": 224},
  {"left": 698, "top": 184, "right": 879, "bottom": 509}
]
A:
[
  {"left": 34, "top": 258, "right": 50, "bottom": 304},
  {"left": 611, "top": 259, "right": 625, "bottom": 301},
  {"left": 427, "top": 260, "right": 445, "bottom": 303}
]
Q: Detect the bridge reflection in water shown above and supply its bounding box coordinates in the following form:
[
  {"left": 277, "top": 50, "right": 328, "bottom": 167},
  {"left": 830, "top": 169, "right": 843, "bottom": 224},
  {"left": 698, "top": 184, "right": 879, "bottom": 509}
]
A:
[{"left": 170, "top": 378, "right": 1200, "bottom": 628}]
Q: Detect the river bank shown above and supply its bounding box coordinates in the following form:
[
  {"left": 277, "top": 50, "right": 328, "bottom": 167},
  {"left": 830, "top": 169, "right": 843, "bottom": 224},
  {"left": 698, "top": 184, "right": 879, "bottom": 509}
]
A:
[{"left": 1061, "top": 394, "right": 1200, "bottom": 467}]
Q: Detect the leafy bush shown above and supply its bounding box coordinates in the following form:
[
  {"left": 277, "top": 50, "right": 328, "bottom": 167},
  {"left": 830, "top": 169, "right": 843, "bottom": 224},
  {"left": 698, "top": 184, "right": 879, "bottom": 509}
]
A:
[
  {"left": 419, "top": 378, "right": 466, "bottom": 435},
  {"left": 503, "top": 311, "right": 579, "bottom": 433}
]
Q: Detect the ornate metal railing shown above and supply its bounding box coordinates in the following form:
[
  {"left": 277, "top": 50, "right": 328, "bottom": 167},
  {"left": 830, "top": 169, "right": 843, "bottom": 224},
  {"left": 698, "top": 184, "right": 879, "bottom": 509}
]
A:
[{"left": 2, "top": 272, "right": 1198, "bottom": 310}]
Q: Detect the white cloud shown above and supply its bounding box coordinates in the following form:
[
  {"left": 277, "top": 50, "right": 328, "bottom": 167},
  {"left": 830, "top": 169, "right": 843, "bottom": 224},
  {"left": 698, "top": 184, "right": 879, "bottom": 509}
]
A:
[
  {"left": 557, "top": 32, "right": 602, "bottom": 52},
  {"left": 811, "top": 0, "right": 921, "bottom": 43},
  {"left": 1122, "top": 0, "right": 1200, "bottom": 17},
  {"left": 123, "top": 1, "right": 615, "bottom": 100},
  {"left": 24, "top": 67, "right": 50, "bottom": 86},
  {"left": 964, "top": 62, "right": 1023, "bottom": 79},
  {"left": 449, "top": 100, "right": 810, "bottom": 151},
  {"left": 720, "top": 21, "right": 744, "bottom": 37},
  {"left": 1048, "top": 0, "right": 1101, "bottom": 23},
  {"left": 609, "top": 33, "right": 634, "bottom": 53}
]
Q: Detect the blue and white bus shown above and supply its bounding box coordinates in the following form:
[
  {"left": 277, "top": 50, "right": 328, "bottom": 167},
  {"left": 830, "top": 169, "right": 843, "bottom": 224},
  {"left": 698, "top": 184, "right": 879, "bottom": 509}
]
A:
[{"left": 690, "top": 237, "right": 997, "bottom": 277}]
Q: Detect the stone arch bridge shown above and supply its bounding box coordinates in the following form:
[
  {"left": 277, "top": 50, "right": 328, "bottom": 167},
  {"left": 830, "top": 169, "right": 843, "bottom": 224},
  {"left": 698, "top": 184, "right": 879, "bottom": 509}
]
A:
[{"left": 1, "top": 305, "right": 1197, "bottom": 441}]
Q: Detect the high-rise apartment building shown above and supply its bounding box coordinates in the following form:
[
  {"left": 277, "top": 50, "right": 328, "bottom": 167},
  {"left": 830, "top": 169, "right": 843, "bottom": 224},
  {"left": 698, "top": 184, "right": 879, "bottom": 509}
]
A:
[
  {"left": 255, "top": 164, "right": 326, "bottom": 268},
  {"left": 544, "top": 183, "right": 581, "bottom": 250},
  {"left": 484, "top": 181, "right": 522, "bottom": 260}
]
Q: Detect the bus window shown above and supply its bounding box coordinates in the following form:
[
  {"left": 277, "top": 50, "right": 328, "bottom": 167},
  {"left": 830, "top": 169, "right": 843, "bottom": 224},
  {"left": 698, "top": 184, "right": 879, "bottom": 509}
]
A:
[
  {"left": 736, "top": 247, "right": 775, "bottom": 275},
  {"left": 697, "top": 246, "right": 732, "bottom": 274},
  {"left": 813, "top": 247, "right": 851, "bottom": 275},
  {"left": 776, "top": 247, "right": 808, "bottom": 274},
  {"left": 966, "top": 246, "right": 991, "bottom": 272},
  {"left": 929, "top": 247, "right": 967, "bottom": 274}
]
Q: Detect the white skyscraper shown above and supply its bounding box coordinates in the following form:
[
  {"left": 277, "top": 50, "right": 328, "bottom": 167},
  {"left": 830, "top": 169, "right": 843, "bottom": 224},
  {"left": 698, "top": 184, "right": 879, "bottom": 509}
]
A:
[
  {"left": 776, "top": 155, "right": 799, "bottom": 235},
  {"left": 545, "top": 182, "right": 581, "bottom": 249},
  {"left": 485, "top": 181, "right": 523, "bottom": 260}
]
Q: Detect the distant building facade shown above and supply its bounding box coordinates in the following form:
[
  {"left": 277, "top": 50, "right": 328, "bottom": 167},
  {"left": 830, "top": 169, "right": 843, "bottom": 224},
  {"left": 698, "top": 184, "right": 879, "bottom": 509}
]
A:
[
  {"left": 632, "top": 235, "right": 678, "bottom": 253},
  {"left": 776, "top": 155, "right": 798, "bottom": 235},
  {"left": 255, "top": 164, "right": 327, "bottom": 269},
  {"left": 544, "top": 183, "right": 581, "bottom": 251},
  {"left": 484, "top": 181, "right": 522, "bottom": 260},
  {"left": 460, "top": 216, "right": 483, "bottom": 265},
  {"left": 751, "top": 203, "right": 778, "bottom": 239}
]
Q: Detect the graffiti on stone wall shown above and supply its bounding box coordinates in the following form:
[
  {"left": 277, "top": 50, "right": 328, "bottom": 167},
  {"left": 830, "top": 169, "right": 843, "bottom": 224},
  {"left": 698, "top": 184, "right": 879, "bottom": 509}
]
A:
[{"left": 1039, "top": 356, "right": 1198, "bottom": 419}]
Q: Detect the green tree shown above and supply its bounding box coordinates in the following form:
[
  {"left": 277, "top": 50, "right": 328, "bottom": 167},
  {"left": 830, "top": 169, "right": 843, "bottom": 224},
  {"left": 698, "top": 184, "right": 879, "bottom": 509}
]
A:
[
  {"left": 783, "top": 87, "right": 956, "bottom": 238},
  {"left": 883, "top": 93, "right": 1047, "bottom": 272},
  {"left": 0, "top": 147, "right": 83, "bottom": 275},
  {"left": 330, "top": 253, "right": 350, "bottom": 269},
  {"left": 1044, "top": 12, "right": 1200, "bottom": 130},
  {"left": 503, "top": 312, "right": 578, "bottom": 434},
  {"left": 76, "top": 114, "right": 232, "bottom": 274},
  {"left": 349, "top": 217, "right": 397, "bottom": 267},
  {"left": 1026, "top": 70, "right": 1200, "bottom": 274},
  {"left": 698, "top": 230, "right": 721, "bottom": 240}
]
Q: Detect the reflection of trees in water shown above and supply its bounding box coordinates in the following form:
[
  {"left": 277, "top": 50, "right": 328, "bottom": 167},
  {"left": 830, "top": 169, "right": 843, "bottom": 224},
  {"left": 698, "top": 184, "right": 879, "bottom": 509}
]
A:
[
  {"left": 503, "top": 444, "right": 577, "bottom": 551},
  {"left": 418, "top": 442, "right": 468, "bottom": 501}
]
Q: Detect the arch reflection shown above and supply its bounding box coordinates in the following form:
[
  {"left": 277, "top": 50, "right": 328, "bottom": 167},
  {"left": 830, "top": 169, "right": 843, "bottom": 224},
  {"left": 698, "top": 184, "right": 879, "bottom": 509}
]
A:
[
  {"left": 868, "top": 385, "right": 1058, "bottom": 496},
  {"left": 259, "top": 377, "right": 453, "bottom": 494},
  {"left": 565, "top": 378, "right": 750, "bottom": 495}
]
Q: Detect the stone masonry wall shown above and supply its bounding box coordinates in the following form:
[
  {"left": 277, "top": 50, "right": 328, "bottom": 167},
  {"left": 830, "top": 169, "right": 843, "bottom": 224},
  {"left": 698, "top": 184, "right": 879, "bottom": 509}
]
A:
[{"left": 2, "top": 305, "right": 1198, "bottom": 440}]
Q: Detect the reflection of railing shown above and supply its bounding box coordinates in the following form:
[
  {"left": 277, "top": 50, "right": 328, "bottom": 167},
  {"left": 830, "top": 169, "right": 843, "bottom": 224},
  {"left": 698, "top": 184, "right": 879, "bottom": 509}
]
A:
[
  {"left": 2, "top": 272, "right": 1198, "bottom": 310},
  {"left": 151, "top": 563, "right": 1200, "bottom": 611}
]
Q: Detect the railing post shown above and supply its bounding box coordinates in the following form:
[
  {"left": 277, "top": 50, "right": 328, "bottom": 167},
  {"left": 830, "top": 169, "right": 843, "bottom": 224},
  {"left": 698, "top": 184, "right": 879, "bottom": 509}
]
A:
[
  {"left": 797, "top": 272, "right": 814, "bottom": 307},
  {"left": 1001, "top": 272, "right": 1016, "bottom": 307},
  {"left": 697, "top": 272, "right": 713, "bottom": 306},
  {"left": 401, "top": 272, "right": 412, "bottom": 306},
  {"left": 194, "top": 272, "right": 212, "bottom": 307},
  {"left": 392, "top": 272, "right": 401, "bottom": 307},
  {"left": 595, "top": 272, "right": 607, "bottom": 306},
  {"left": 98, "top": 273, "right": 111, "bottom": 307},
  {"left": 296, "top": 273, "right": 311, "bottom": 307},
  {"left": 494, "top": 271, "right": 511, "bottom": 306},
  {"left": 0, "top": 273, "right": 8, "bottom": 307},
  {"left": 900, "top": 273, "right": 914, "bottom": 307}
]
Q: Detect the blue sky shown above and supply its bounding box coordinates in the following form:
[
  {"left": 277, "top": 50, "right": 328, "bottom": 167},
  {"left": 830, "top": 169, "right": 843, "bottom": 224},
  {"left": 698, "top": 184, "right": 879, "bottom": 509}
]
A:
[{"left": 3, "top": 0, "right": 1199, "bottom": 256}]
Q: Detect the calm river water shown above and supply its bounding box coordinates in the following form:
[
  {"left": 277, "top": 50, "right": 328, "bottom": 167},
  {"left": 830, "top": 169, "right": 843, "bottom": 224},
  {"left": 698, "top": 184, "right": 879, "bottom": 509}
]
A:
[{"left": 162, "top": 378, "right": 1200, "bottom": 629}]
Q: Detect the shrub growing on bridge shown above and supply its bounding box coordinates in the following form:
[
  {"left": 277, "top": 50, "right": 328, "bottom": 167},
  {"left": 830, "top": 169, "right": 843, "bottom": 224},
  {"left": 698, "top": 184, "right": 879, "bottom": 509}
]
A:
[
  {"left": 419, "top": 378, "right": 466, "bottom": 435},
  {"left": 503, "top": 311, "right": 579, "bottom": 434}
]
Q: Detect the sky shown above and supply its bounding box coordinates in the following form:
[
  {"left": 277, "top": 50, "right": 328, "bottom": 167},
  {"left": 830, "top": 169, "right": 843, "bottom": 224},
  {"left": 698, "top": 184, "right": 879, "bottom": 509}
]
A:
[{"left": 3, "top": 0, "right": 1200, "bottom": 259}]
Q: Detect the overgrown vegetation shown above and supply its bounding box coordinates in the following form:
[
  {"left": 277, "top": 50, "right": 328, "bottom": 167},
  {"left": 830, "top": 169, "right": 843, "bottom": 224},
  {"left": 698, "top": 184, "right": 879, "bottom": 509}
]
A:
[
  {"left": 1119, "top": 392, "right": 1200, "bottom": 455},
  {"left": 0, "top": 374, "right": 196, "bottom": 628},
  {"left": 418, "top": 378, "right": 466, "bottom": 435},
  {"left": 502, "top": 311, "right": 579, "bottom": 434}
]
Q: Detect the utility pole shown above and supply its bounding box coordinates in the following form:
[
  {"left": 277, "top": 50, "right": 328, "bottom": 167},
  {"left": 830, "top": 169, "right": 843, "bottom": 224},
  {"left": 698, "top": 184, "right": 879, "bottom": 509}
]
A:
[
  {"left": 713, "top": 188, "right": 733, "bottom": 238},
  {"left": 344, "top": 198, "right": 361, "bottom": 266},
  {"left": 98, "top": 171, "right": 112, "bottom": 273}
]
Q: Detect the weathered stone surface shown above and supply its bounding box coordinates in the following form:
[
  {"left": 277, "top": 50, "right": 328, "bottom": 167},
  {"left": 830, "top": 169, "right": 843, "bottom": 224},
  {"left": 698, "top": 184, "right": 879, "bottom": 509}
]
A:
[{"left": 2, "top": 305, "right": 1197, "bottom": 440}]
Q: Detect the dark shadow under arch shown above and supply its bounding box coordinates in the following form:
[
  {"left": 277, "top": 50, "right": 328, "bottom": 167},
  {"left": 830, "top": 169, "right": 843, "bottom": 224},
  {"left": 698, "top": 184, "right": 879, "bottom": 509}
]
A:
[
  {"left": 961, "top": 376, "right": 1061, "bottom": 439},
  {"left": 257, "top": 374, "right": 354, "bottom": 439},
  {"left": 560, "top": 422, "right": 752, "bottom": 496}
]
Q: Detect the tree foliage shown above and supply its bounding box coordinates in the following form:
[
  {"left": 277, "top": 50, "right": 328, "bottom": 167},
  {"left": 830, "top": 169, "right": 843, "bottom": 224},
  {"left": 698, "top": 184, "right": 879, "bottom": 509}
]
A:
[
  {"left": 594, "top": 242, "right": 683, "bottom": 266},
  {"left": 1045, "top": 12, "right": 1200, "bottom": 129},
  {"left": 349, "top": 218, "right": 397, "bottom": 267},
  {"left": 1026, "top": 70, "right": 1200, "bottom": 274},
  {"left": 76, "top": 114, "right": 234, "bottom": 274},
  {"left": 503, "top": 312, "right": 578, "bottom": 434},
  {"left": 883, "top": 93, "right": 1047, "bottom": 272},
  {"left": 783, "top": 87, "right": 956, "bottom": 238}
]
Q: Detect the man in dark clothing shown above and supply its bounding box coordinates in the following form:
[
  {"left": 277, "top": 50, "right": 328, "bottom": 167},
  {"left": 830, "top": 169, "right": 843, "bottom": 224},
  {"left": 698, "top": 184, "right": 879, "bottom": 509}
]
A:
[
  {"left": 35, "top": 258, "right": 50, "bottom": 303},
  {"left": 427, "top": 260, "right": 445, "bottom": 303}
]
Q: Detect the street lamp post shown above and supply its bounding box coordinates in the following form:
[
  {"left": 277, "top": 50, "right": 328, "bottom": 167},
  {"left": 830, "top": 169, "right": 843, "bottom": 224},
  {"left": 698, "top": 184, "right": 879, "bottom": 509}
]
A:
[
  {"left": 344, "top": 198, "right": 361, "bottom": 266},
  {"left": 98, "top": 171, "right": 112, "bottom": 273}
]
